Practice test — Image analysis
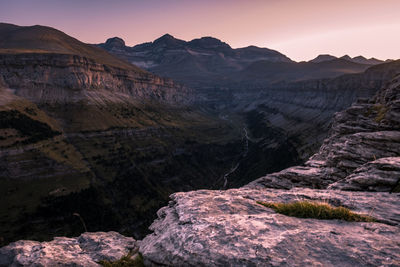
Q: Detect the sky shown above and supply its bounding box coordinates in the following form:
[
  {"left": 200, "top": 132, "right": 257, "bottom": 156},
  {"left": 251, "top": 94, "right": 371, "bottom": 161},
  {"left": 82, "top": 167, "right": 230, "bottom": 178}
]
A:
[{"left": 0, "top": 0, "right": 399, "bottom": 61}]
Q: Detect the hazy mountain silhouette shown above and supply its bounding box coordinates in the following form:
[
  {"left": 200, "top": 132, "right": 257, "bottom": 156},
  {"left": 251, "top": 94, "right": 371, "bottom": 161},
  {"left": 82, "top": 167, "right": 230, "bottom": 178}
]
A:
[
  {"left": 98, "top": 35, "right": 380, "bottom": 87},
  {"left": 310, "top": 53, "right": 388, "bottom": 65}
]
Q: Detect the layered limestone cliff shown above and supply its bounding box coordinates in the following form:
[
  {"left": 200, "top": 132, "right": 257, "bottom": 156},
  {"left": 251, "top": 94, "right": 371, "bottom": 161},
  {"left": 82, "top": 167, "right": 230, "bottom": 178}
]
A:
[
  {"left": 232, "top": 60, "right": 400, "bottom": 160},
  {"left": 0, "top": 52, "right": 244, "bottom": 244},
  {"left": 0, "top": 53, "right": 191, "bottom": 104},
  {"left": 248, "top": 73, "right": 400, "bottom": 192}
]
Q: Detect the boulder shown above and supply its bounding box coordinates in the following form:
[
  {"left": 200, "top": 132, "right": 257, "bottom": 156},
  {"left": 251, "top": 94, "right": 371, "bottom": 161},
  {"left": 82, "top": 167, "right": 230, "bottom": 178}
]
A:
[{"left": 0, "top": 232, "right": 137, "bottom": 267}]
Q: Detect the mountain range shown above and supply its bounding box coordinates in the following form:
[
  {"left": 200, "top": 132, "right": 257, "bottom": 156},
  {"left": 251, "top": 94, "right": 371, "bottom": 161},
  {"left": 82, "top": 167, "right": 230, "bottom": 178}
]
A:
[
  {"left": 309, "top": 54, "right": 390, "bottom": 65},
  {"left": 97, "top": 35, "right": 389, "bottom": 90}
]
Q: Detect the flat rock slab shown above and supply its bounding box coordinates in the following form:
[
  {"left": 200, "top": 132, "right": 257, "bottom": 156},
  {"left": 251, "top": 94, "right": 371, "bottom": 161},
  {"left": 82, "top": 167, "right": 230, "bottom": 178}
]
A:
[
  {"left": 140, "top": 188, "right": 400, "bottom": 266},
  {"left": 0, "top": 231, "right": 137, "bottom": 267}
]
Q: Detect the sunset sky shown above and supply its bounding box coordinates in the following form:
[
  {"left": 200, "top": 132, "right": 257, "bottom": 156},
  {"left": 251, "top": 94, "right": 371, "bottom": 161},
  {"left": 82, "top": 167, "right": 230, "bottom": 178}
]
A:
[{"left": 1, "top": 0, "right": 399, "bottom": 61}]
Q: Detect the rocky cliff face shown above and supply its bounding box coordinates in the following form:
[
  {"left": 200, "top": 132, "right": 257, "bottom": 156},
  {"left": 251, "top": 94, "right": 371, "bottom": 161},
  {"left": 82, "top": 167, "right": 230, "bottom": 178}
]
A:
[
  {"left": 0, "top": 53, "right": 191, "bottom": 104},
  {"left": 0, "top": 50, "right": 250, "bottom": 245},
  {"left": 249, "top": 72, "right": 400, "bottom": 192},
  {"left": 214, "top": 61, "right": 400, "bottom": 189}
]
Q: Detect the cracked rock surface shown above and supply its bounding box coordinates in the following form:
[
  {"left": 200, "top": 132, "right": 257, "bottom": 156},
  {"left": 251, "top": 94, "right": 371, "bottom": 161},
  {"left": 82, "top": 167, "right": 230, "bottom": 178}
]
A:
[
  {"left": 0, "top": 232, "right": 137, "bottom": 267},
  {"left": 140, "top": 188, "right": 400, "bottom": 266}
]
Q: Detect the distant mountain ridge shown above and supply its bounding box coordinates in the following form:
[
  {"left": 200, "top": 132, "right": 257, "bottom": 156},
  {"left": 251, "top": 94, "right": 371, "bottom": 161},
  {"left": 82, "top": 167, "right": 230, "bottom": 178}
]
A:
[
  {"left": 310, "top": 54, "right": 391, "bottom": 65},
  {"left": 97, "top": 34, "right": 292, "bottom": 81},
  {"left": 100, "top": 34, "right": 292, "bottom": 64},
  {"left": 98, "top": 35, "right": 384, "bottom": 89}
]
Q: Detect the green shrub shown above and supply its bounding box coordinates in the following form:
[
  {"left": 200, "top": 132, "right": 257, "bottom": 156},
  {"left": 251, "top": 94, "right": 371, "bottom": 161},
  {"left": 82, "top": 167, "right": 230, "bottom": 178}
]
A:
[
  {"left": 98, "top": 252, "right": 144, "bottom": 267},
  {"left": 257, "top": 201, "right": 376, "bottom": 222}
]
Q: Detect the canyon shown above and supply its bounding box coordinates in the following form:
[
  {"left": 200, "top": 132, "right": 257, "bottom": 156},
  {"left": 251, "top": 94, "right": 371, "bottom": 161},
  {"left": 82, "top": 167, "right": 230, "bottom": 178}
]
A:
[
  {"left": 1, "top": 66, "right": 399, "bottom": 267},
  {"left": 0, "top": 22, "right": 399, "bottom": 266}
]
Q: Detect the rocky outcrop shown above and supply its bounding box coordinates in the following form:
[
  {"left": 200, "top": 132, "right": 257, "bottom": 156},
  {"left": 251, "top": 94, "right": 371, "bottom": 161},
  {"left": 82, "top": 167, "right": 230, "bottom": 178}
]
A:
[
  {"left": 0, "top": 53, "right": 191, "bottom": 104},
  {"left": 329, "top": 157, "right": 400, "bottom": 192},
  {"left": 140, "top": 188, "right": 400, "bottom": 266},
  {"left": 0, "top": 232, "right": 137, "bottom": 266},
  {"left": 248, "top": 72, "right": 400, "bottom": 192}
]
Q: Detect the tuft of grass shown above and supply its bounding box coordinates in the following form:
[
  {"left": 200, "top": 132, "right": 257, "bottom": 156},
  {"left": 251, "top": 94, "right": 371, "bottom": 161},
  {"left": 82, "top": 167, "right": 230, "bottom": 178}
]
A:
[
  {"left": 99, "top": 252, "right": 145, "bottom": 267},
  {"left": 372, "top": 104, "right": 388, "bottom": 123},
  {"left": 256, "top": 201, "right": 376, "bottom": 222}
]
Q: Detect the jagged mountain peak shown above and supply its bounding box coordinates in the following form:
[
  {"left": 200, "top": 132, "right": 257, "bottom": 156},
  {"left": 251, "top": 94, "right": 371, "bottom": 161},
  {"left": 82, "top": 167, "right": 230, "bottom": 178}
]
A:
[
  {"left": 154, "top": 33, "right": 175, "bottom": 42},
  {"left": 235, "top": 45, "right": 293, "bottom": 62},
  {"left": 340, "top": 55, "right": 352, "bottom": 61},
  {"left": 351, "top": 55, "right": 384, "bottom": 65},
  {"left": 353, "top": 55, "right": 367, "bottom": 60},
  {"left": 310, "top": 54, "right": 384, "bottom": 65},
  {"left": 153, "top": 33, "right": 185, "bottom": 47},
  {"left": 309, "top": 54, "right": 338, "bottom": 63},
  {"left": 188, "top": 36, "right": 231, "bottom": 50},
  {"left": 104, "top": 36, "right": 126, "bottom": 47},
  {"left": 240, "top": 45, "right": 273, "bottom": 51}
]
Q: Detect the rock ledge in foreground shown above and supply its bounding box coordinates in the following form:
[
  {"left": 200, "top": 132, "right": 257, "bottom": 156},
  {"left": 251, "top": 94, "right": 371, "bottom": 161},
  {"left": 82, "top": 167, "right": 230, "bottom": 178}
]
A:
[
  {"left": 140, "top": 188, "right": 400, "bottom": 266},
  {"left": 0, "top": 231, "right": 137, "bottom": 267}
]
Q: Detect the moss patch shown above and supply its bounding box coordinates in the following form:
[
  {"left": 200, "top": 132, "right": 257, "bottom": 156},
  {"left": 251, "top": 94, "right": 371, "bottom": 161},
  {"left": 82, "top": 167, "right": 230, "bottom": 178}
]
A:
[{"left": 257, "top": 201, "right": 376, "bottom": 222}]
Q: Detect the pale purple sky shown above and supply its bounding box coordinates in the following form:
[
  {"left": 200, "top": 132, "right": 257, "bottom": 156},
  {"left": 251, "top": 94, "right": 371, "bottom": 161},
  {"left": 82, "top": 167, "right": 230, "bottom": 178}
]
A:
[{"left": 1, "top": 0, "right": 399, "bottom": 61}]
